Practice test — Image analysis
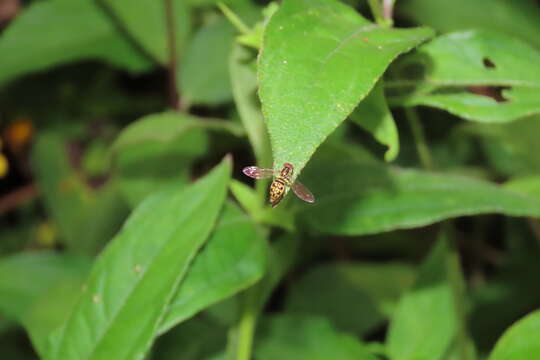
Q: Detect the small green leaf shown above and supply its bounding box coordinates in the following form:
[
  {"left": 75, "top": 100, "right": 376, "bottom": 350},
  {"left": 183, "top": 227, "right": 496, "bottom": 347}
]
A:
[
  {"left": 158, "top": 202, "right": 268, "bottom": 333},
  {"left": 255, "top": 315, "right": 377, "bottom": 360},
  {"left": 180, "top": 18, "right": 235, "bottom": 106},
  {"left": 299, "top": 143, "right": 540, "bottom": 235},
  {"left": 113, "top": 111, "right": 242, "bottom": 207},
  {"left": 387, "top": 239, "right": 455, "bottom": 360},
  {"left": 102, "top": 0, "right": 190, "bottom": 65},
  {"left": 0, "top": 0, "right": 150, "bottom": 87},
  {"left": 32, "top": 134, "right": 130, "bottom": 253},
  {"left": 489, "top": 310, "right": 540, "bottom": 360},
  {"left": 258, "top": 0, "right": 433, "bottom": 180},
  {"left": 350, "top": 81, "right": 399, "bottom": 161},
  {"left": 285, "top": 262, "right": 415, "bottom": 335},
  {"left": 49, "top": 158, "right": 231, "bottom": 360},
  {"left": 399, "top": 0, "right": 540, "bottom": 49},
  {"left": 31, "top": 133, "right": 92, "bottom": 250},
  {"left": 112, "top": 111, "right": 243, "bottom": 152},
  {"left": 393, "top": 31, "right": 540, "bottom": 122}
]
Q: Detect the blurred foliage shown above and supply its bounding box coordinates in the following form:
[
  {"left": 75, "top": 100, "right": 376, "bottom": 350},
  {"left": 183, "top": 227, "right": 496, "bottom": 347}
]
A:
[{"left": 1, "top": 0, "right": 540, "bottom": 360}]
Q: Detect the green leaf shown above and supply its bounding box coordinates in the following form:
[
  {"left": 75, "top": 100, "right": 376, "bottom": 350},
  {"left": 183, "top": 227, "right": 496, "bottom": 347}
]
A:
[
  {"left": 459, "top": 117, "right": 540, "bottom": 176},
  {"left": 298, "top": 142, "right": 540, "bottom": 235},
  {"left": 31, "top": 133, "right": 92, "bottom": 249},
  {"left": 113, "top": 111, "right": 241, "bottom": 207},
  {"left": 102, "top": 0, "right": 190, "bottom": 64},
  {"left": 112, "top": 111, "right": 242, "bottom": 152},
  {"left": 158, "top": 201, "right": 268, "bottom": 334},
  {"left": 258, "top": 0, "right": 433, "bottom": 181},
  {"left": 387, "top": 239, "right": 456, "bottom": 360},
  {"left": 0, "top": 252, "right": 90, "bottom": 322},
  {"left": 350, "top": 81, "right": 399, "bottom": 161},
  {"left": 285, "top": 262, "right": 415, "bottom": 335},
  {"left": 398, "top": 0, "right": 540, "bottom": 49},
  {"left": 180, "top": 18, "right": 235, "bottom": 106},
  {"left": 0, "top": 252, "right": 91, "bottom": 356},
  {"left": 393, "top": 31, "right": 540, "bottom": 122},
  {"left": 49, "top": 158, "right": 231, "bottom": 360},
  {"left": 489, "top": 310, "right": 540, "bottom": 360},
  {"left": 0, "top": 0, "right": 150, "bottom": 87},
  {"left": 255, "top": 315, "right": 377, "bottom": 360},
  {"left": 505, "top": 176, "right": 540, "bottom": 198},
  {"left": 32, "top": 133, "right": 130, "bottom": 253}
]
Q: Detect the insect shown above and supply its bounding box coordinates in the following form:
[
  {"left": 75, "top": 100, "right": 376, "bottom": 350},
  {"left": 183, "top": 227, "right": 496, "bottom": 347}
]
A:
[{"left": 243, "top": 163, "right": 315, "bottom": 208}]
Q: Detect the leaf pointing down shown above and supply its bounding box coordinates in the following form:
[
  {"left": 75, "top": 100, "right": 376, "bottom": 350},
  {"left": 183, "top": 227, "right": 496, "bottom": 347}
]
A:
[{"left": 258, "top": 0, "right": 433, "bottom": 180}]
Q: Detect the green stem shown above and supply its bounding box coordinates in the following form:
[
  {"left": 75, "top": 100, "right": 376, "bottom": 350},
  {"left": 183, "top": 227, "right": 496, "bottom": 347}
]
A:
[
  {"left": 382, "top": 0, "right": 395, "bottom": 24},
  {"left": 367, "top": 0, "right": 392, "bottom": 27},
  {"left": 227, "top": 288, "right": 259, "bottom": 360},
  {"left": 218, "top": 2, "right": 251, "bottom": 35},
  {"left": 443, "top": 226, "right": 474, "bottom": 360},
  {"left": 164, "top": 0, "right": 180, "bottom": 110},
  {"left": 404, "top": 107, "right": 433, "bottom": 170}
]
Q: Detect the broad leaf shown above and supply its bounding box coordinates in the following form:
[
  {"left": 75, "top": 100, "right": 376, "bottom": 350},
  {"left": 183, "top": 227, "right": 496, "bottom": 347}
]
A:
[
  {"left": 180, "top": 18, "right": 235, "bottom": 106},
  {"left": 285, "top": 262, "right": 415, "bottom": 335},
  {"left": 489, "top": 310, "right": 540, "bottom": 360},
  {"left": 158, "top": 202, "right": 268, "bottom": 333},
  {"left": 258, "top": 0, "right": 433, "bottom": 181},
  {"left": 399, "top": 0, "right": 540, "bottom": 49},
  {"left": 393, "top": 31, "right": 540, "bottom": 122},
  {"left": 255, "top": 314, "right": 377, "bottom": 360},
  {"left": 49, "top": 158, "right": 231, "bottom": 360},
  {"left": 0, "top": 0, "right": 150, "bottom": 87},
  {"left": 387, "top": 239, "right": 456, "bottom": 360},
  {"left": 101, "top": 0, "right": 190, "bottom": 64},
  {"left": 350, "top": 81, "right": 399, "bottom": 161},
  {"left": 298, "top": 143, "right": 540, "bottom": 235}
]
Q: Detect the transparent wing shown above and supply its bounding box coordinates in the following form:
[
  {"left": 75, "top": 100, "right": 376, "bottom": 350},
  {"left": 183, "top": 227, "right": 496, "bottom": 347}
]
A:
[
  {"left": 242, "top": 166, "right": 276, "bottom": 179},
  {"left": 291, "top": 180, "right": 315, "bottom": 203}
]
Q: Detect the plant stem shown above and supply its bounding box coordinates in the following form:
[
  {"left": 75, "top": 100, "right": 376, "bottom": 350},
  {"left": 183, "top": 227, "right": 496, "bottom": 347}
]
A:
[
  {"left": 382, "top": 0, "right": 395, "bottom": 23},
  {"left": 443, "top": 226, "right": 474, "bottom": 360},
  {"left": 227, "top": 289, "right": 259, "bottom": 360},
  {"left": 404, "top": 107, "right": 433, "bottom": 170},
  {"left": 218, "top": 2, "right": 250, "bottom": 35},
  {"left": 367, "top": 0, "right": 385, "bottom": 25},
  {"left": 164, "top": 0, "right": 180, "bottom": 110}
]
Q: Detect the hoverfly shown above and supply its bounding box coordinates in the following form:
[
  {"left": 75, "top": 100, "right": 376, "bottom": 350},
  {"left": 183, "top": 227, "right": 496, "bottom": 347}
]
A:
[{"left": 243, "top": 163, "right": 315, "bottom": 208}]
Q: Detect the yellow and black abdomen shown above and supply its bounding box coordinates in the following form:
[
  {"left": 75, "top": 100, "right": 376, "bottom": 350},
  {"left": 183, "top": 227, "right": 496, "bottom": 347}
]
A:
[{"left": 269, "top": 177, "right": 288, "bottom": 207}]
